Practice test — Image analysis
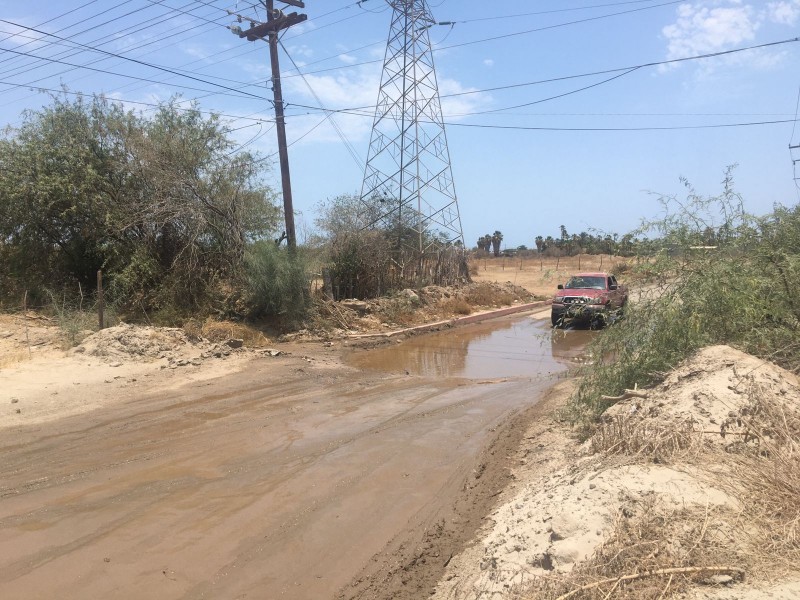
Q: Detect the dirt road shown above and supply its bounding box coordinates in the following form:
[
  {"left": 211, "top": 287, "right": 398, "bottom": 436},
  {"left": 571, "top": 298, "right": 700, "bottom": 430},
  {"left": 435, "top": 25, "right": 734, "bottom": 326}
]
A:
[{"left": 0, "top": 332, "right": 565, "bottom": 599}]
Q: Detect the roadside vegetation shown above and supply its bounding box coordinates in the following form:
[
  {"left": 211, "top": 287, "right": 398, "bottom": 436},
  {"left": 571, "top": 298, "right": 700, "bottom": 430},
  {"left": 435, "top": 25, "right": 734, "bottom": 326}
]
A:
[
  {"left": 0, "top": 93, "right": 310, "bottom": 328},
  {"left": 569, "top": 168, "right": 800, "bottom": 424},
  {"left": 516, "top": 169, "right": 800, "bottom": 599},
  {"left": 0, "top": 94, "right": 473, "bottom": 343}
]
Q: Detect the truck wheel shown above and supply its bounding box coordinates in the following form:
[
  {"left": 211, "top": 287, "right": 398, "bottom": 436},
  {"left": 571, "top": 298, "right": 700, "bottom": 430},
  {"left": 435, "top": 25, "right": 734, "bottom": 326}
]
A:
[{"left": 551, "top": 312, "right": 561, "bottom": 327}]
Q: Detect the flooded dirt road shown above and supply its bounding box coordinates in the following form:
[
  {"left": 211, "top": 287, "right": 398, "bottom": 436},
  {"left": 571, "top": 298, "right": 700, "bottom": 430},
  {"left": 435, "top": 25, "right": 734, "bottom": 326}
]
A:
[{"left": 0, "top": 316, "right": 592, "bottom": 600}]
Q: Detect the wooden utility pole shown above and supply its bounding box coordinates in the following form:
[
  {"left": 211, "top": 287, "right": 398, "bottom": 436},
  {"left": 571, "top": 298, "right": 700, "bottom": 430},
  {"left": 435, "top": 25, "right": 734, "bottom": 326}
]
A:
[{"left": 236, "top": 1, "right": 307, "bottom": 249}]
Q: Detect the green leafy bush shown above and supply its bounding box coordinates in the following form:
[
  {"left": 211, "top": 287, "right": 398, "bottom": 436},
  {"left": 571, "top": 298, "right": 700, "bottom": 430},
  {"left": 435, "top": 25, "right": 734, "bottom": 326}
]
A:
[
  {"left": 0, "top": 93, "right": 280, "bottom": 317},
  {"left": 569, "top": 170, "right": 800, "bottom": 423},
  {"left": 244, "top": 242, "right": 311, "bottom": 325}
]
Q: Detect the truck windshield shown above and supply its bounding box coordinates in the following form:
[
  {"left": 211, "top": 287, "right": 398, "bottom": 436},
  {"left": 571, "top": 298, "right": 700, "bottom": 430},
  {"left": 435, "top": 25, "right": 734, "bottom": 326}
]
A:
[{"left": 564, "top": 276, "right": 605, "bottom": 290}]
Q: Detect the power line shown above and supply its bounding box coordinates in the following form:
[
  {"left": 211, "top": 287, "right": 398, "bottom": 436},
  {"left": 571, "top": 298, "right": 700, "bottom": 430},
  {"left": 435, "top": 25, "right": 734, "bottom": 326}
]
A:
[
  {"left": 0, "top": 19, "right": 270, "bottom": 101},
  {"left": 444, "top": 118, "right": 798, "bottom": 132},
  {"left": 280, "top": 0, "right": 685, "bottom": 79},
  {"left": 450, "top": 67, "right": 643, "bottom": 117},
  {"left": 281, "top": 37, "right": 800, "bottom": 118},
  {"left": 0, "top": 3, "right": 217, "bottom": 105},
  {"left": 443, "top": 0, "right": 678, "bottom": 24},
  {"left": 0, "top": 79, "right": 277, "bottom": 124},
  {"left": 279, "top": 39, "right": 363, "bottom": 169}
]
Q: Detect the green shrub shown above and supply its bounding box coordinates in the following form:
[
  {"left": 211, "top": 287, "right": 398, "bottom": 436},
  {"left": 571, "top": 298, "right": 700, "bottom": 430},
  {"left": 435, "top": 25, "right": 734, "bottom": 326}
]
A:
[
  {"left": 244, "top": 242, "right": 311, "bottom": 325},
  {"left": 568, "top": 171, "right": 800, "bottom": 425}
]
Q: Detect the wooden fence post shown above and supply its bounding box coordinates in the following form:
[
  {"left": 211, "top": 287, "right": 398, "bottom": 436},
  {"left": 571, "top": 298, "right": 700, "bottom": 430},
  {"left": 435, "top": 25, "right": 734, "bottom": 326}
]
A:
[{"left": 97, "top": 270, "right": 104, "bottom": 330}]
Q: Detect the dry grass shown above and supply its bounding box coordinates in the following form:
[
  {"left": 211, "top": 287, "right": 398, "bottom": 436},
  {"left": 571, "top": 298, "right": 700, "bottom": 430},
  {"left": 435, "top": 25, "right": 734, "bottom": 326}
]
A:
[
  {"left": 437, "top": 297, "right": 472, "bottom": 316},
  {"left": 515, "top": 378, "right": 800, "bottom": 599},
  {"left": 462, "top": 281, "right": 517, "bottom": 307},
  {"left": 470, "top": 254, "right": 633, "bottom": 297},
  {"left": 0, "top": 349, "right": 31, "bottom": 369},
  {"left": 720, "top": 386, "right": 800, "bottom": 564},
  {"left": 590, "top": 414, "right": 701, "bottom": 461},
  {"left": 182, "top": 318, "right": 272, "bottom": 347},
  {"left": 311, "top": 298, "right": 355, "bottom": 331},
  {"left": 518, "top": 498, "right": 744, "bottom": 600}
]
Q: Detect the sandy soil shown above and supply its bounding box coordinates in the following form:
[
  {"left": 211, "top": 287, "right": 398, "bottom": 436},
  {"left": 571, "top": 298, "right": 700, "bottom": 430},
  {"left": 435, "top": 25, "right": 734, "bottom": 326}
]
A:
[
  {"left": 432, "top": 345, "right": 800, "bottom": 599},
  {"left": 470, "top": 254, "right": 630, "bottom": 297},
  {"left": 2, "top": 273, "right": 799, "bottom": 600},
  {"left": 0, "top": 311, "right": 566, "bottom": 600}
]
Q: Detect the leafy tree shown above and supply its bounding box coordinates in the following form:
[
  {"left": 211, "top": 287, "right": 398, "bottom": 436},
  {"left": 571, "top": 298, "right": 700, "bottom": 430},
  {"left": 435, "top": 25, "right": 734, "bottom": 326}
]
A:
[
  {"left": 0, "top": 93, "right": 282, "bottom": 316},
  {"left": 476, "top": 234, "right": 491, "bottom": 253},
  {"left": 0, "top": 95, "right": 124, "bottom": 300},
  {"left": 314, "top": 192, "right": 466, "bottom": 298}
]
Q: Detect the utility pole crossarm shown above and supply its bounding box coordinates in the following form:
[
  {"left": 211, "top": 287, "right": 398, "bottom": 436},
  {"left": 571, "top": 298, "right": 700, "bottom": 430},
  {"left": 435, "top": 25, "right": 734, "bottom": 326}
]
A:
[{"left": 239, "top": 12, "right": 307, "bottom": 40}]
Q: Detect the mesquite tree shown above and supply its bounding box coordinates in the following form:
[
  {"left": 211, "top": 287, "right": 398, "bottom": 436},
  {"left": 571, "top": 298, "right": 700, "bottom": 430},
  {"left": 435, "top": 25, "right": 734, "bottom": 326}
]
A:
[{"left": 0, "top": 94, "right": 280, "bottom": 314}]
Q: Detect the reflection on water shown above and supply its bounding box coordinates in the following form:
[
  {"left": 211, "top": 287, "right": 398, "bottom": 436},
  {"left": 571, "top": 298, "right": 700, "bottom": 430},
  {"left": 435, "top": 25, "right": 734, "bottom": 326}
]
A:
[
  {"left": 550, "top": 327, "right": 595, "bottom": 363},
  {"left": 350, "top": 317, "right": 595, "bottom": 379}
]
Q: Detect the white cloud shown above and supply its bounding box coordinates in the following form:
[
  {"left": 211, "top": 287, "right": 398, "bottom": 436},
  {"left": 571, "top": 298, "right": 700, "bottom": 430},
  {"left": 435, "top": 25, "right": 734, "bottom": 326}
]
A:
[
  {"left": 0, "top": 19, "right": 47, "bottom": 49},
  {"left": 287, "top": 44, "right": 314, "bottom": 59},
  {"left": 181, "top": 44, "right": 212, "bottom": 61},
  {"left": 662, "top": 2, "right": 759, "bottom": 61},
  {"left": 767, "top": 1, "right": 800, "bottom": 25},
  {"left": 278, "top": 64, "right": 381, "bottom": 146},
  {"left": 439, "top": 78, "right": 491, "bottom": 121},
  {"left": 659, "top": 1, "right": 800, "bottom": 73},
  {"left": 483, "top": 59, "right": 494, "bottom": 68},
  {"left": 274, "top": 60, "right": 490, "bottom": 148}
]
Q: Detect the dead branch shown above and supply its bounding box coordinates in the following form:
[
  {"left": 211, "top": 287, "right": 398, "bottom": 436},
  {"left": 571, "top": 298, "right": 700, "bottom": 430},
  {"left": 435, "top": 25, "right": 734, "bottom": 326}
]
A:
[
  {"left": 656, "top": 574, "right": 674, "bottom": 600},
  {"left": 555, "top": 566, "right": 745, "bottom": 600},
  {"left": 601, "top": 390, "right": 649, "bottom": 402},
  {"left": 23, "top": 313, "right": 56, "bottom": 322}
]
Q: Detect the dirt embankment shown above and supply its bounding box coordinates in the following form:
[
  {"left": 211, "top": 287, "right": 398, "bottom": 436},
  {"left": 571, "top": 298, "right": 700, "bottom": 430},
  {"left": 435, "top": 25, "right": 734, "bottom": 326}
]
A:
[{"left": 433, "top": 345, "right": 800, "bottom": 600}]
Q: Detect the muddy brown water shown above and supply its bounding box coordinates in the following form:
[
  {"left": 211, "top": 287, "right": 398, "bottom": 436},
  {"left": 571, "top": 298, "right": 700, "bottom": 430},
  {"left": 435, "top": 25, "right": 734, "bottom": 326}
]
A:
[
  {"left": 350, "top": 316, "right": 594, "bottom": 379},
  {"left": 0, "top": 316, "right": 593, "bottom": 600}
]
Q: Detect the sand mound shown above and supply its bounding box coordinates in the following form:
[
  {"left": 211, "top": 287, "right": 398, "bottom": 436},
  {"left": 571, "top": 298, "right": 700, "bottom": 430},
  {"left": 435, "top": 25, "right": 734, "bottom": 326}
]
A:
[
  {"left": 77, "top": 324, "right": 195, "bottom": 360},
  {"left": 72, "top": 323, "right": 261, "bottom": 367},
  {"left": 600, "top": 345, "right": 800, "bottom": 450},
  {"left": 433, "top": 345, "right": 800, "bottom": 599}
]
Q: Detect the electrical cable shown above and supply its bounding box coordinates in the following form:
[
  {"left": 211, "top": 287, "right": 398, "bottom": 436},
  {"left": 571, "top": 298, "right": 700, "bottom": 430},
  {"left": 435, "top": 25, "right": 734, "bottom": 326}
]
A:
[
  {"left": 279, "top": 38, "right": 364, "bottom": 169},
  {"left": 0, "top": 79, "right": 277, "bottom": 124},
  {"left": 0, "top": 0, "right": 101, "bottom": 47},
  {"left": 280, "top": 0, "right": 685, "bottom": 79},
  {"left": 0, "top": 20, "right": 270, "bottom": 101},
  {"left": 444, "top": 118, "right": 798, "bottom": 132},
  {"left": 449, "top": 67, "right": 643, "bottom": 117},
  {"left": 446, "top": 0, "right": 679, "bottom": 24},
  {"left": 281, "top": 37, "right": 800, "bottom": 119},
  {"left": 0, "top": 0, "right": 145, "bottom": 74}
]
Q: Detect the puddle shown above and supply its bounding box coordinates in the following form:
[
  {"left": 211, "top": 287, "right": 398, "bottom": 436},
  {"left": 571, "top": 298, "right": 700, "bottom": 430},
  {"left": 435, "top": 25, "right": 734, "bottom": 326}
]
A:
[{"left": 350, "top": 316, "right": 595, "bottom": 379}]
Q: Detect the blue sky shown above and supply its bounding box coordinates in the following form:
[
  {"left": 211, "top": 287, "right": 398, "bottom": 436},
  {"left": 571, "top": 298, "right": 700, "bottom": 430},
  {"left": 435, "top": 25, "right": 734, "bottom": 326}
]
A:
[{"left": 1, "top": 1, "right": 800, "bottom": 249}]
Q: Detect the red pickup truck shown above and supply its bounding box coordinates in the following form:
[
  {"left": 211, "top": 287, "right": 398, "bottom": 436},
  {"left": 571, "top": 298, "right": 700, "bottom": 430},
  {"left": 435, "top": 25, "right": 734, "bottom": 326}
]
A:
[{"left": 551, "top": 272, "right": 628, "bottom": 327}]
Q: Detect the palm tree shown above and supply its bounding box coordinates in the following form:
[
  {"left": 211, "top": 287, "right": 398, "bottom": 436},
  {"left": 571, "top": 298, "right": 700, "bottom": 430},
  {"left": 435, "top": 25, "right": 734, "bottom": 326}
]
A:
[{"left": 491, "top": 231, "right": 503, "bottom": 257}]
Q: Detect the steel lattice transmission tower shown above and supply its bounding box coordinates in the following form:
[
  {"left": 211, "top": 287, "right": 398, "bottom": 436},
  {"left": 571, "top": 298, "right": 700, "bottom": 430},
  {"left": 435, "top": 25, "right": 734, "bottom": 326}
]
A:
[{"left": 360, "top": 0, "right": 464, "bottom": 253}]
